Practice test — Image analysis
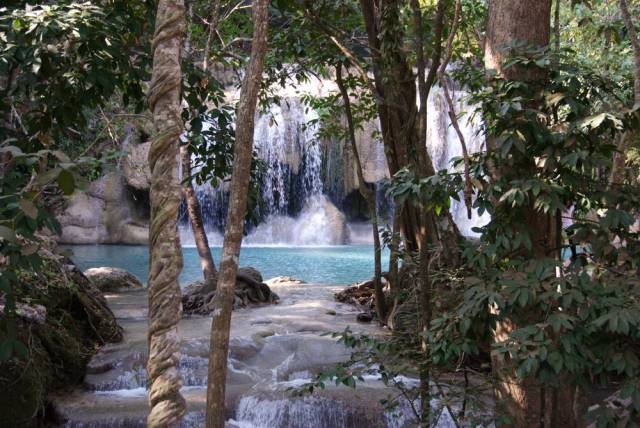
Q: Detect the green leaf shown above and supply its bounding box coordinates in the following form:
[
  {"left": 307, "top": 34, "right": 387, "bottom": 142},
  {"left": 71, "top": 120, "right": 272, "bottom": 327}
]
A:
[
  {"left": 548, "top": 351, "right": 563, "bottom": 373},
  {"left": 36, "top": 168, "right": 61, "bottom": 186},
  {"left": 57, "top": 170, "right": 75, "bottom": 195},
  {"left": 18, "top": 199, "right": 38, "bottom": 219},
  {"left": 0, "top": 225, "right": 17, "bottom": 242}
]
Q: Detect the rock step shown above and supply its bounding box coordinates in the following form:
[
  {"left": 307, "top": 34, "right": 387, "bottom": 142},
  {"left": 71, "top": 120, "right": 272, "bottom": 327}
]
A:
[{"left": 54, "top": 385, "right": 405, "bottom": 428}]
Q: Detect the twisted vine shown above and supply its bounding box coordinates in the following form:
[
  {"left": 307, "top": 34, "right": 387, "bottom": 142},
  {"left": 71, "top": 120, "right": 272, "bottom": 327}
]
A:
[{"left": 146, "top": 1, "right": 186, "bottom": 426}]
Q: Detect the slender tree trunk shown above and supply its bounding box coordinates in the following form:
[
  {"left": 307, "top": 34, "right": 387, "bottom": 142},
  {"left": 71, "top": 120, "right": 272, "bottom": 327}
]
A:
[
  {"left": 205, "top": 1, "right": 270, "bottom": 426},
  {"left": 203, "top": 0, "right": 222, "bottom": 73},
  {"left": 183, "top": 0, "right": 219, "bottom": 290},
  {"left": 411, "top": 2, "right": 448, "bottom": 425},
  {"left": 619, "top": 0, "right": 640, "bottom": 105},
  {"left": 146, "top": 0, "right": 187, "bottom": 426},
  {"left": 610, "top": 0, "right": 640, "bottom": 185},
  {"left": 335, "top": 64, "right": 386, "bottom": 324},
  {"left": 181, "top": 145, "right": 217, "bottom": 289},
  {"left": 386, "top": 208, "right": 402, "bottom": 330}
]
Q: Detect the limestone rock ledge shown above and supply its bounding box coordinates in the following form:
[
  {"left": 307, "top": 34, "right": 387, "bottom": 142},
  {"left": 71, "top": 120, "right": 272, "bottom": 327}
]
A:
[{"left": 57, "top": 172, "right": 149, "bottom": 245}]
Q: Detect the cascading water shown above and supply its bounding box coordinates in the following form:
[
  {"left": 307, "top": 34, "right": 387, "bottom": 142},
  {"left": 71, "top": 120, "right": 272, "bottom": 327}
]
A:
[
  {"left": 426, "top": 85, "right": 489, "bottom": 236},
  {"left": 180, "top": 77, "right": 488, "bottom": 246},
  {"left": 180, "top": 97, "right": 345, "bottom": 246}
]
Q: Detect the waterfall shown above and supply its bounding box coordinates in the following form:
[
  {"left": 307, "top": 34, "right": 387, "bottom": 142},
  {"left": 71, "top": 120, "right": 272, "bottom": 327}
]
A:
[
  {"left": 180, "top": 78, "right": 488, "bottom": 246},
  {"left": 181, "top": 98, "right": 343, "bottom": 246},
  {"left": 426, "top": 85, "right": 489, "bottom": 237}
]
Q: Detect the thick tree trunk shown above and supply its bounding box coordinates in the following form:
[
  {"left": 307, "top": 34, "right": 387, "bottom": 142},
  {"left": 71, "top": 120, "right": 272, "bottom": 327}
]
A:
[
  {"left": 181, "top": 145, "right": 217, "bottom": 289},
  {"left": 146, "top": 0, "right": 187, "bottom": 426},
  {"left": 205, "top": 1, "right": 270, "bottom": 427},
  {"left": 335, "top": 64, "right": 386, "bottom": 324},
  {"left": 484, "top": 2, "right": 583, "bottom": 427}
]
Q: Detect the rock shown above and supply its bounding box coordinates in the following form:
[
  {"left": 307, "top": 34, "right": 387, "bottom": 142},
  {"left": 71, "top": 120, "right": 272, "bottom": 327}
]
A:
[
  {"left": 84, "top": 267, "right": 143, "bottom": 292},
  {"left": 321, "top": 119, "right": 388, "bottom": 213},
  {"left": 237, "top": 266, "right": 263, "bottom": 283},
  {"left": 123, "top": 141, "right": 151, "bottom": 190},
  {"left": 325, "top": 309, "right": 337, "bottom": 316},
  {"left": 334, "top": 275, "right": 390, "bottom": 312},
  {"left": 182, "top": 268, "right": 279, "bottom": 315},
  {"left": 356, "top": 312, "right": 373, "bottom": 323},
  {"left": 57, "top": 173, "right": 149, "bottom": 245},
  {"left": 0, "top": 253, "right": 122, "bottom": 427},
  {"left": 323, "top": 198, "right": 348, "bottom": 244},
  {"left": 265, "top": 276, "right": 306, "bottom": 286}
]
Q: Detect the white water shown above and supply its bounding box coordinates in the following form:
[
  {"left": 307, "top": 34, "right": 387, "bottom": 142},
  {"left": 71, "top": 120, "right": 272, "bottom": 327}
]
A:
[
  {"left": 181, "top": 78, "right": 488, "bottom": 247},
  {"left": 426, "top": 85, "right": 490, "bottom": 236}
]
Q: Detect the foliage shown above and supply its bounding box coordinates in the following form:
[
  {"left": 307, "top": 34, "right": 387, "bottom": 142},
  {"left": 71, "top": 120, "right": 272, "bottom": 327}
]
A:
[
  {"left": 0, "top": 1, "right": 153, "bottom": 360},
  {"left": 425, "top": 48, "right": 640, "bottom": 425}
]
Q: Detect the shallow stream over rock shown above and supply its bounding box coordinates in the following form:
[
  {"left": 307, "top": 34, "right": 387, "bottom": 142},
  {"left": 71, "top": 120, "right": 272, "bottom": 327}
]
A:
[{"left": 52, "top": 280, "right": 459, "bottom": 428}]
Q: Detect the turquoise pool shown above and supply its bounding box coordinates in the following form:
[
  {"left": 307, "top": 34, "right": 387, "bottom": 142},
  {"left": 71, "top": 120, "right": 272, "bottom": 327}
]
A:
[{"left": 63, "top": 245, "right": 389, "bottom": 285}]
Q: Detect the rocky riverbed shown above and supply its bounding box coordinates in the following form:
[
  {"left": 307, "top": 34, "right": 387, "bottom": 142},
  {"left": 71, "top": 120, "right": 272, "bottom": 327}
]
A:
[{"left": 51, "top": 279, "right": 460, "bottom": 427}]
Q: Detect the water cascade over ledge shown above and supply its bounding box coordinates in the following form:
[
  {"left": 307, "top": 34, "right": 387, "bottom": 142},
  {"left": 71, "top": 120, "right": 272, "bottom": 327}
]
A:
[{"left": 180, "top": 78, "right": 489, "bottom": 247}]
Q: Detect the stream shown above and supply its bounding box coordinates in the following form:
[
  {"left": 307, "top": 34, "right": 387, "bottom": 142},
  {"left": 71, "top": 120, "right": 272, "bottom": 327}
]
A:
[{"left": 51, "top": 278, "right": 458, "bottom": 427}]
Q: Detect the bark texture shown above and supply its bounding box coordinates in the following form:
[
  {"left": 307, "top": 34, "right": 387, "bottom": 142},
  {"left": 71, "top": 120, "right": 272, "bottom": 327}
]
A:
[
  {"left": 205, "top": 1, "right": 270, "bottom": 426},
  {"left": 485, "top": 0, "right": 552, "bottom": 81},
  {"left": 335, "top": 64, "right": 386, "bottom": 324},
  {"left": 146, "top": 0, "right": 187, "bottom": 426},
  {"left": 619, "top": 0, "right": 640, "bottom": 105},
  {"left": 181, "top": 145, "right": 218, "bottom": 290},
  {"left": 484, "top": 2, "right": 582, "bottom": 427},
  {"left": 202, "top": 0, "right": 222, "bottom": 73},
  {"left": 358, "top": 0, "right": 460, "bottom": 260}
]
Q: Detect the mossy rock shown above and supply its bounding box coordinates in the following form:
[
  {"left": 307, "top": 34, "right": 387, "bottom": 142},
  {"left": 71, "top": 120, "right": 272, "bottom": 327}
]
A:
[
  {"left": 0, "top": 252, "right": 122, "bottom": 427},
  {"left": 0, "top": 359, "right": 50, "bottom": 427}
]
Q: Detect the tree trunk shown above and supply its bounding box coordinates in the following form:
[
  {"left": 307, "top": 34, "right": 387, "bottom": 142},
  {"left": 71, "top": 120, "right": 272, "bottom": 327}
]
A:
[
  {"left": 202, "top": 0, "right": 222, "bottom": 73},
  {"left": 386, "top": 209, "right": 402, "bottom": 331},
  {"left": 146, "top": 0, "right": 187, "bottom": 426},
  {"left": 610, "top": 0, "right": 640, "bottom": 186},
  {"left": 205, "top": 1, "right": 270, "bottom": 427},
  {"left": 484, "top": 2, "right": 583, "bottom": 427},
  {"left": 358, "top": 0, "right": 460, "bottom": 260},
  {"left": 335, "top": 64, "right": 386, "bottom": 324},
  {"left": 619, "top": 0, "right": 640, "bottom": 105},
  {"left": 184, "top": 0, "right": 219, "bottom": 292},
  {"left": 181, "top": 145, "right": 217, "bottom": 289}
]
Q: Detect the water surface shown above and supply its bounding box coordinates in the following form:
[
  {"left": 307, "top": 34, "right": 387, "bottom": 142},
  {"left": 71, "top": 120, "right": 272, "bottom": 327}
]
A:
[{"left": 63, "top": 245, "right": 389, "bottom": 285}]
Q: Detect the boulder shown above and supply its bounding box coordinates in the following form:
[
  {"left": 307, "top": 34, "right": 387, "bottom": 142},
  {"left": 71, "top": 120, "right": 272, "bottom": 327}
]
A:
[
  {"left": 123, "top": 141, "right": 151, "bottom": 190},
  {"left": 237, "top": 266, "right": 263, "bottom": 283},
  {"left": 182, "top": 267, "right": 279, "bottom": 315},
  {"left": 84, "top": 267, "right": 143, "bottom": 292},
  {"left": 356, "top": 312, "right": 373, "bottom": 323},
  {"left": 321, "top": 198, "right": 348, "bottom": 244},
  {"left": 0, "top": 253, "right": 122, "bottom": 427}
]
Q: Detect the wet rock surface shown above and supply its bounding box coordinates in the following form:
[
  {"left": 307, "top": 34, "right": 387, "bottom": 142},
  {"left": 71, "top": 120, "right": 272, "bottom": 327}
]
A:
[
  {"left": 57, "top": 173, "right": 149, "bottom": 245},
  {"left": 50, "top": 278, "right": 414, "bottom": 427},
  {"left": 182, "top": 267, "right": 279, "bottom": 315},
  {"left": 85, "top": 267, "right": 143, "bottom": 292},
  {"left": 265, "top": 276, "right": 307, "bottom": 286}
]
